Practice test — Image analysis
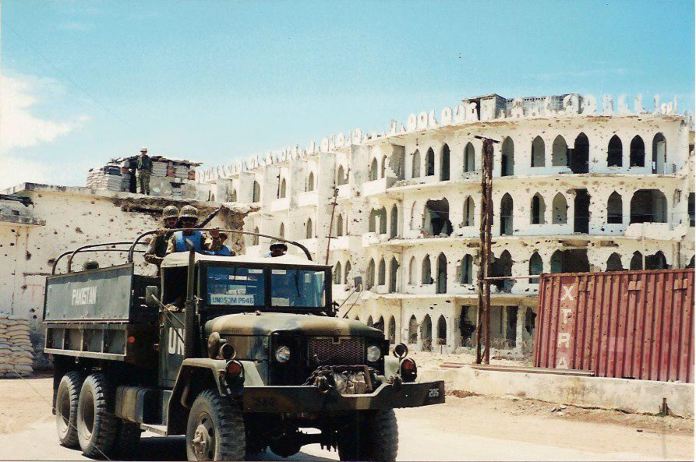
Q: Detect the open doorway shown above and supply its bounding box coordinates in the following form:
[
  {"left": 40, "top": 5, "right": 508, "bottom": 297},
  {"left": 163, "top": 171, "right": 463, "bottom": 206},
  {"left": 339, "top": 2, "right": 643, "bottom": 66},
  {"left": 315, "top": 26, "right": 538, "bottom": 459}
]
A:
[{"left": 574, "top": 189, "right": 590, "bottom": 233}]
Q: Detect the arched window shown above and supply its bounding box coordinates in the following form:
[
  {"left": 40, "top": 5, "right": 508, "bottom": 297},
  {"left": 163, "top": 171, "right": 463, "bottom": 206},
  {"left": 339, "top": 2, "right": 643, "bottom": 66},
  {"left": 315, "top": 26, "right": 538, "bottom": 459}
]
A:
[
  {"left": 388, "top": 316, "right": 396, "bottom": 344},
  {"left": 367, "top": 316, "right": 374, "bottom": 327},
  {"left": 408, "top": 256, "right": 416, "bottom": 284},
  {"left": 552, "top": 135, "right": 567, "bottom": 167},
  {"left": 389, "top": 257, "right": 399, "bottom": 293},
  {"left": 424, "top": 198, "right": 452, "bottom": 236},
  {"left": 436, "top": 253, "right": 447, "bottom": 294},
  {"left": 652, "top": 133, "right": 666, "bottom": 174},
  {"left": 440, "top": 144, "right": 450, "bottom": 180},
  {"left": 252, "top": 226, "right": 260, "bottom": 246},
  {"left": 464, "top": 142, "right": 475, "bottom": 172},
  {"left": 336, "top": 214, "right": 344, "bottom": 236},
  {"left": 367, "top": 259, "right": 376, "bottom": 289},
  {"left": 491, "top": 250, "right": 514, "bottom": 292},
  {"left": 646, "top": 251, "right": 668, "bottom": 270},
  {"left": 607, "top": 192, "right": 623, "bottom": 224},
  {"left": 369, "top": 158, "right": 378, "bottom": 181},
  {"left": 500, "top": 193, "right": 513, "bottom": 235},
  {"left": 529, "top": 252, "right": 543, "bottom": 283},
  {"left": 571, "top": 133, "right": 589, "bottom": 173},
  {"left": 421, "top": 315, "right": 433, "bottom": 351},
  {"left": 381, "top": 155, "right": 388, "bottom": 178},
  {"left": 252, "top": 180, "right": 261, "bottom": 202},
  {"left": 607, "top": 135, "right": 623, "bottom": 167},
  {"left": 425, "top": 148, "right": 435, "bottom": 176},
  {"left": 630, "top": 135, "right": 645, "bottom": 167},
  {"left": 501, "top": 137, "right": 514, "bottom": 176},
  {"left": 279, "top": 178, "right": 287, "bottom": 198},
  {"left": 368, "top": 209, "right": 378, "bottom": 232},
  {"left": 279, "top": 223, "right": 285, "bottom": 239},
  {"left": 337, "top": 165, "right": 347, "bottom": 185},
  {"left": 630, "top": 189, "right": 667, "bottom": 223},
  {"left": 422, "top": 255, "right": 432, "bottom": 284},
  {"left": 344, "top": 261, "right": 352, "bottom": 285},
  {"left": 333, "top": 262, "right": 342, "bottom": 284},
  {"left": 230, "top": 189, "right": 238, "bottom": 202},
  {"left": 305, "top": 218, "right": 313, "bottom": 239},
  {"left": 531, "top": 136, "right": 545, "bottom": 167},
  {"left": 606, "top": 253, "right": 623, "bottom": 271},
  {"left": 306, "top": 172, "right": 315, "bottom": 192},
  {"left": 463, "top": 196, "right": 475, "bottom": 227},
  {"left": 630, "top": 251, "right": 643, "bottom": 270},
  {"left": 531, "top": 193, "right": 546, "bottom": 224},
  {"left": 408, "top": 315, "right": 418, "bottom": 344},
  {"left": 378, "top": 207, "right": 388, "bottom": 235},
  {"left": 552, "top": 193, "right": 567, "bottom": 224},
  {"left": 376, "top": 316, "right": 385, "bottom": 332},
  {"left": 390, "top": 205, "right": 398, "bottom": 238},
  {"left": 412, "top": 150, "right": 421, "bottom": 178},
  {"left": 437, "top": 315, "right": 447, "bottom": 345},
  {"left": 409, "top": 201, "right": 418, "bottom": 230},
  {"left": 460, "top": 255, "right": 473, "bottom": 284},
  {"left": 378, "top": 258, "right": 386, "bottom": 285}
]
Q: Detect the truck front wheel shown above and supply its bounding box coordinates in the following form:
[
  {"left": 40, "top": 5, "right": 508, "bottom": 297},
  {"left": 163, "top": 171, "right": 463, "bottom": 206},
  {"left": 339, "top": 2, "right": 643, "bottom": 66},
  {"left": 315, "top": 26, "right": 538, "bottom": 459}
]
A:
[
  {"left": 55, "top": 371, "right": 83, "bottom": 448},
  {"left": 337, "top": 409, "right": 399, "bottom": 462},
  {"left": 76, "top": 373, "right": 118, "bottom": 459},
  {"left": 186, "top": 389, "right": 246, "bottom": 461}
]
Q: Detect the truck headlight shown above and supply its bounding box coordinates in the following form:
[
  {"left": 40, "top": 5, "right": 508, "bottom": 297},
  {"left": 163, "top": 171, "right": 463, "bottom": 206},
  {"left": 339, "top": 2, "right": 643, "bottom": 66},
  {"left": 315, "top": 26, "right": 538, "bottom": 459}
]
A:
[
  {"left": 366, "top": 345, "right": 381, "bottom": 362},
  {"left": 275, "top": 345, "right": 291, "bottom": 363}
]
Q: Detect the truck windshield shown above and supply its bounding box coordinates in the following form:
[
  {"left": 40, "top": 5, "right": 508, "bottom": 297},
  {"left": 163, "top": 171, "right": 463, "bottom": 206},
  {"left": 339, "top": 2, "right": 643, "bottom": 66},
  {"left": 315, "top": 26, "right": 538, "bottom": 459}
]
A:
[
  {"left": 207, "top": 266, "right": 266, "bottom": 307},
  {"left": 270, "top": 269, "right": 325, "bottom": 308}
]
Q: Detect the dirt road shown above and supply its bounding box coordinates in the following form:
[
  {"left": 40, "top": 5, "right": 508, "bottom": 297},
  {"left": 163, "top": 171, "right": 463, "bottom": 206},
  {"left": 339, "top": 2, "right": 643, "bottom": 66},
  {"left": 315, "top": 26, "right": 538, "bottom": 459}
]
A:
[{"left": 0, "top": 377, "right": 692, "bottom": 461}]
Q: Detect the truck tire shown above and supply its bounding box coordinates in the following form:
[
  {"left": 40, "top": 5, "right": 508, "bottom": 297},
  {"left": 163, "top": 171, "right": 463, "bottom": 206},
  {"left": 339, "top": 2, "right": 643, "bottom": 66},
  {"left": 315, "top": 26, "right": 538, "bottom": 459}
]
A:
[
  {"left": 113, "top": 421, "right": 142, "bottom": 460},
  {"left": 77, "top": 373, "right": 118, "bottom": 459},
  {"left": 337, "top": 409, "right": 398, "bottom": 462},
  {"left": 55, "top": 371, "right": 83, "bottom": 448},
  {"left": 186, "top": 389, "right": 246, "bottom": 461}
]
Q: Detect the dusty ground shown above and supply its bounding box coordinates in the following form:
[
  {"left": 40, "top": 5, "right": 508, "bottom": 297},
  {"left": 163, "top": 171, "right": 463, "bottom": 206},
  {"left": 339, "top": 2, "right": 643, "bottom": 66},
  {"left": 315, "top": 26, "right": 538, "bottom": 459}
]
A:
[{"left": 0, "top": 375, "right": 692, "bottom": 461}]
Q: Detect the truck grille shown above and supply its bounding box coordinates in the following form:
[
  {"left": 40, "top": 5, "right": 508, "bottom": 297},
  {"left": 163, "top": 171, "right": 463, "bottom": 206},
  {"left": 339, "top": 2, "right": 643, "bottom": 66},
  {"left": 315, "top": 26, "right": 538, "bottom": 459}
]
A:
[{"left": 308, "top": 337, "right": 365, "bottom": 365}]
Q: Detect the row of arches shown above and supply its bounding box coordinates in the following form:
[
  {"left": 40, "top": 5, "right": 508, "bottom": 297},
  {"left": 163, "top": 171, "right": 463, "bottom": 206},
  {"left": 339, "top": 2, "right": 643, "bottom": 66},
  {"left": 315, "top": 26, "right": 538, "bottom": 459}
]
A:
[
  {"left": 369, "top": 205, "right": 399, "bottom": 237},
  {"left": 333, "top": 260, "right": 353, "bottom": 285},
  {"left": 365, "top": 256, "right": 400, "bottom": 292}
]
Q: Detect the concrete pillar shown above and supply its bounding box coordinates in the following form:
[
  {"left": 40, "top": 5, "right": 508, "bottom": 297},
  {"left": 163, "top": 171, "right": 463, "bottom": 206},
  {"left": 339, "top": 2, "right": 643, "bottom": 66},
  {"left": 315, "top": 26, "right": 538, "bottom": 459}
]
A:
[{"left": 515, "top": 305, "right": 525, "bottom": 353}]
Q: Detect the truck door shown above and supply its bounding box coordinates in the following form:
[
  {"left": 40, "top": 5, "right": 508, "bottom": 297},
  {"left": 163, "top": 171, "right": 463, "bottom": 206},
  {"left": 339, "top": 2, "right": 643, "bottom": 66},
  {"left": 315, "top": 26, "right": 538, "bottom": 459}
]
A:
[{"left": 159, "top": 311, "right": 186, "bottom": 387}]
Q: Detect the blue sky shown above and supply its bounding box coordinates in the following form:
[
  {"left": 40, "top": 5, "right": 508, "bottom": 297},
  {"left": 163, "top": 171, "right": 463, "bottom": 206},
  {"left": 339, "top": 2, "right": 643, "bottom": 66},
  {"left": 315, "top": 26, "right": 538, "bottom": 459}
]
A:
[{"left": 1, "top": 0, "right": 693, "bottom": 188}]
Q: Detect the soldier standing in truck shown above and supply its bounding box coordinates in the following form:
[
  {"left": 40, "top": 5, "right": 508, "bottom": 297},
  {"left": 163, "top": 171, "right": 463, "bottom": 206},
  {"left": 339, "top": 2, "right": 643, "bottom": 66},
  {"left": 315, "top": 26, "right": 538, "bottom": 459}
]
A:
[
  {"left": 166, "top": 205, "right": 233, "bottom": 256},
  {"left": 144, "top": 205, "right": 180, "bottom": 268}
]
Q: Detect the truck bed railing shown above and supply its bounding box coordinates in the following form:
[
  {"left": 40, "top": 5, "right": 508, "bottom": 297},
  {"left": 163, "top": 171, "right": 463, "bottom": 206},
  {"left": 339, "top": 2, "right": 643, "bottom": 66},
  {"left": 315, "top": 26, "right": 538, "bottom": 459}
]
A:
[{"left": 52, "top": 241, "right": 147, "bottom": 275}]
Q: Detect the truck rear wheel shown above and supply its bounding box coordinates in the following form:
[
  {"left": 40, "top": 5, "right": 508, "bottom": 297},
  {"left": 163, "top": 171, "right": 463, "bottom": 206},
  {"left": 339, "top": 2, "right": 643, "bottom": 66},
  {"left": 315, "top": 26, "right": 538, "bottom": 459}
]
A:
[
  {"left": 77, "top": 373, "right": 118, "bottom": 459},
  {"left": 55, "top": 371, "right": 83, "bottom": 448},
  {"left": 186, "top": 389, "right": 246, "bottom": 461},
  {"left": 337, "top": 409, "right": 398, "bottom": 462}
]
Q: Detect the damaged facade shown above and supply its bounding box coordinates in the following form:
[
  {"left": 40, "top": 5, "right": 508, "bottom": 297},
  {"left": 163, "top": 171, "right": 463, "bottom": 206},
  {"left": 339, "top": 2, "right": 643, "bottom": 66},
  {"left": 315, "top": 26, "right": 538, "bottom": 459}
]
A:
[{"left": 202, "top": 93, "right": 695, "bottom": 356}]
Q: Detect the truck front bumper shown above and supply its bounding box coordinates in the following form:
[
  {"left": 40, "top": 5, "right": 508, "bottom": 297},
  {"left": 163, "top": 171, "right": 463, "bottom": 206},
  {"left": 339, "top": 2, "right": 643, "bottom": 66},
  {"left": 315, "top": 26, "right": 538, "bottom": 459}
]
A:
[{"left": 239, "top": 380, "right": 445, "bottom": 413}]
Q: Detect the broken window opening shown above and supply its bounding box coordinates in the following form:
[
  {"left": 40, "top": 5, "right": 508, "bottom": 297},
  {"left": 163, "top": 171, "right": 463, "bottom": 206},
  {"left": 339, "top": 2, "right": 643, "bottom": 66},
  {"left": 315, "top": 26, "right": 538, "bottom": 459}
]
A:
[
  {"left": 389, "top": 257, "right": 399, "bottom": 293},
  {"left": 425, "top": 148, "right": 435, "bottom": 176},
  {"left": 574, "top": 189, "right": 590, "bottom": 233},
  {"left": 459, "top": 306, "right": 476, "bottom": 347},
  {"left": 630, "top": 135, "right": 645, "bottom": 167},
  {"left": 652, "top": 133, "right": 667, "bottom": 174},
  {"left": 529, "top": 252, "right": 543, "bottom": 283},
  {"left": 421, "top": 315, "right": 433, "bottom": 351},
  {"left": 412, "top": 150, "right": 421, "bottom": 178},
  {"left": 607, "top": 192, "right": 623, "bottom": 224},
  {"left": 531, "top": 136, "right": 545, "bottom": 167},
  {"left": 437, "top": 315, "right": 447, "bottom": 346},
  {"left": 552, "top": 193, "right": 568, "bottom": 224},
  {"left": 607, "top": 135, "right": 623, "bottom": 167},
  {"left": 369, "top": 158, "right": 378, "bottom": 181},
  {"left": 552, "top": 135, "right": 568, "bottom": 167},
  {"left": 378, "top": 258, "right": 386, "bottom": 285},
  {"left": 630, "top": 189, "right": 667, "bottom": 223},
  {"left": 423, "top": 199, "right": 452, "bottom": 236},
  {"left": 630, "top": 251, "right": 643, "bottom": 270},
  {"left": 606, "top": 253, "right": 623, "bottom": 271},
  {"left": 570, "top": 133, "right": 589, "bottom": 174},
  {"left": 501, "top": 137, "right": 515, "bottom": 176},
  {"left": 490, "top": 250, "right": 513, "bottom": 292},
  {"left": 500, "top": 193, "right": 514, "bottom": 235},
  {"left": 440, "top": 144, "right": 450, "bottom": 181},
  {"left": 645, "top": 251, "right": 668, "bottom": 270},
  {"left": 531, "top": 193, "right": 546, "bottom": 225},
  {"left": 422, "top": 255, "right": 432, "bottom": 285},
  {"left": 460, "top": 254, "right": 473, "bottom": 284},
  {"left": 436, "top": 253, "right": 447, "bottom": 294},
  {"left": 550, "top": 249, "right": 590, "bottom": 273},
  {"left": 463, "top": 196, "right": 475, "bottom": 227},
  {"left": 464, "top": 142, "right": 476, "bottom": 173},
  {"left": 390, "top": 205, "right": 398, "bottom": 238}
]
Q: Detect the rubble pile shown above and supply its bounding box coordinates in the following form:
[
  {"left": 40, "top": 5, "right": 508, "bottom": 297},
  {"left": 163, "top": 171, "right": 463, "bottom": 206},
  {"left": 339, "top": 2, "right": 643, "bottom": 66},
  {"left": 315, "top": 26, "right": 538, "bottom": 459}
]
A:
[{"left": 0, "top": 314, "right": 34, "bottom": 378}]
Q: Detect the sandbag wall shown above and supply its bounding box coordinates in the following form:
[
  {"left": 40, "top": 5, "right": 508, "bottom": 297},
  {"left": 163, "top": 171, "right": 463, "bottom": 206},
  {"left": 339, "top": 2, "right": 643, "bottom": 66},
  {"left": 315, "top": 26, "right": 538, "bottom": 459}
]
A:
[{"left": 0, "top": 314, "right": 34, "bottom": 377}]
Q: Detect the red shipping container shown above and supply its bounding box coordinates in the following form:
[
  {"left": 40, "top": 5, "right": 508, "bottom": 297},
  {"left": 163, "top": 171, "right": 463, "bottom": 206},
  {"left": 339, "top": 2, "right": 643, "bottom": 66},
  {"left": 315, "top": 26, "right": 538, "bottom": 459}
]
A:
[{"left": 534, "top": 269, "right": 694, "bottom": 382}]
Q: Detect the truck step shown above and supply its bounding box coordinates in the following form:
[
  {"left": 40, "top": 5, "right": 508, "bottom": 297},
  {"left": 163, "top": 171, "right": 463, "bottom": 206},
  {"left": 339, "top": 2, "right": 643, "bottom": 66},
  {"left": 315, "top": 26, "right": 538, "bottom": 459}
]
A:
[{"left": 140, "top": 424, "right": 168, "bottom": 436}]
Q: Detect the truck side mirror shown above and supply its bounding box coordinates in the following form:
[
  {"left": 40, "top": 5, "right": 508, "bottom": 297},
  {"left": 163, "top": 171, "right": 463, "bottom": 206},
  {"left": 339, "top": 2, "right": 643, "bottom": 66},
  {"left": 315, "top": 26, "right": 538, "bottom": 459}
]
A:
[{"left": 145, "top": 286, "right": 160, "bottom": 308}]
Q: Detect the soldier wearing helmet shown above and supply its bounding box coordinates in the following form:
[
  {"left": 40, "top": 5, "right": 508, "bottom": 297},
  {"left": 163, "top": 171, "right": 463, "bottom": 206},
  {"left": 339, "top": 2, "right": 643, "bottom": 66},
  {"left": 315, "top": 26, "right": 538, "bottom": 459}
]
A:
[
  {"left": 166, "top": 205, "right": 233, "bottom": 256},
  {"left": 144, "top": 205, "right": 180, "bottom": 267},
  {"left": 136, "top": 147, "right": 153, "bottom": 195},
  {"left": 266, "top": 239, "right": 288, "bottom": 257}
]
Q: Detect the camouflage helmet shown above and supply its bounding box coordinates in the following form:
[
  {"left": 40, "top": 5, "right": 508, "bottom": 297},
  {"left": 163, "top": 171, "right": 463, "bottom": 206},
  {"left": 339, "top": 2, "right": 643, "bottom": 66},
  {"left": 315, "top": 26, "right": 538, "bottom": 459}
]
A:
[
  {"left": 179, "top": 205, "right": 199, "bottom": 220},
  {"left": 83, "top": 260, "right": 100, "bottom": 270},
  {"left": 162, "top": 205, "right": 179, "bottom": 220}
]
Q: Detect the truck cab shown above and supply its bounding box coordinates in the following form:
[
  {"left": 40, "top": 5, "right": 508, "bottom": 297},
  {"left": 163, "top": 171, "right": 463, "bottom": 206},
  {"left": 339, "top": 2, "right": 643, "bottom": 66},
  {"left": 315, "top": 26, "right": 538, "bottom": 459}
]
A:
[{"left": 45, "top": 235, "right": 445, "bottom": 461}]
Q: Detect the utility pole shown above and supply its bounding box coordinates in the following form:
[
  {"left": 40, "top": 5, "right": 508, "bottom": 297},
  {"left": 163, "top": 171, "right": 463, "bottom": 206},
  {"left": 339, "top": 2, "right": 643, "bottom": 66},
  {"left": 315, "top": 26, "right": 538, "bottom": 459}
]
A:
[
  {"left": 325, "top": 187, "right": 339, "bottom": 265},
  {"left": 475, "top": 136, "right": 498, "bottom": 364}
]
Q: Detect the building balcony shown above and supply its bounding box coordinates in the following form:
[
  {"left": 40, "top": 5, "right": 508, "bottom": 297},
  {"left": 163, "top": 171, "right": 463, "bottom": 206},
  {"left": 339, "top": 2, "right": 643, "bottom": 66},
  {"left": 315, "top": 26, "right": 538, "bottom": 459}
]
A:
[
  {"left": 329, "top": 235, "right": 361, "bottom": 251},
  {"left": 361, "top": 177, "right": 397, "bottom": 197},
  {"left": 297, "top": 191, "right": 319, "bottom": 208},
  {"left": 362, "top": 232, "right": 393, "bottom": 247},
  {"left": 624, "top": 222, "right": 673, "bottom": 240},
  {"left": 270, "top": 197, "right": 290, "bottom": 212}
]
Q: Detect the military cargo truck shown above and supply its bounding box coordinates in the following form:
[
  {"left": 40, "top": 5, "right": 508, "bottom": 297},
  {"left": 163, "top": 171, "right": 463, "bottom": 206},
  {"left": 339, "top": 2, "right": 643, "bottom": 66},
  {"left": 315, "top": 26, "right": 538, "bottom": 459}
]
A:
[{"left": 44, "top": 231, "right": 445, "bottom": 461}]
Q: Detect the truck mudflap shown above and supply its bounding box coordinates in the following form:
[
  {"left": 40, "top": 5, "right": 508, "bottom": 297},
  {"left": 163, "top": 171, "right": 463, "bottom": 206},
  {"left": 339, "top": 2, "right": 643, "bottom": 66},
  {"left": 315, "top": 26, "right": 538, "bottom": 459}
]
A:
[{"left": 239, "top": 380, "right": 445, "bottom": 413}]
